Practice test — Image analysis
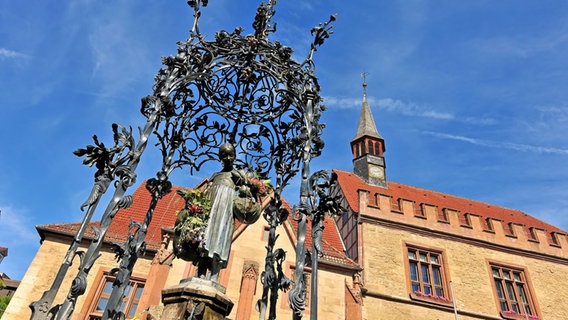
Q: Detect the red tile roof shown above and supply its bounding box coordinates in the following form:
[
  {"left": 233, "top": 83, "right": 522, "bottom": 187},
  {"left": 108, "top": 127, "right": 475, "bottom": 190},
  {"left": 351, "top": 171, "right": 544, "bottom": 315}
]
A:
[
  {"left": 38, "top": 183, "right": 186, "bottom": 251},
  {"left": 38, "top": 182, "right": 357, "bottom": 267},
  {"left": 334, "top": 169, "right": 566, "bottom": 235},
  {"left": 106, "top": 183, "right": 186, "bottom": 249}
]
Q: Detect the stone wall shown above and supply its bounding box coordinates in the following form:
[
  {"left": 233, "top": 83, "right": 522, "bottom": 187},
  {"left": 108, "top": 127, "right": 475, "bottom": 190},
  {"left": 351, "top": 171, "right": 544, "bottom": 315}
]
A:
[
  {"left": 3, "top": 236, "right": 152, "bottom": 320},
  {"left": 360, "top": 215, "right": 568, "bottom": 319},
  {"left": 7, "top": 213, "right": 356, "bottom": 319},
  {"left": 189, "top": 217, "right": 355, "bottom": 320}
]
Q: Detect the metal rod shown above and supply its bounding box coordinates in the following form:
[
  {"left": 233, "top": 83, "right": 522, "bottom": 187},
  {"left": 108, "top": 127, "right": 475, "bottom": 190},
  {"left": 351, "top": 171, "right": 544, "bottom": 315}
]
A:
[
  {"left": 310, "top": 242, "right": 318, "bottom": 320},
  {"left": 450, "top": 281, "right": 459, "bottom": 320},
  {"left": 29, "top": 194, "right": 103, "bottom": 320}
]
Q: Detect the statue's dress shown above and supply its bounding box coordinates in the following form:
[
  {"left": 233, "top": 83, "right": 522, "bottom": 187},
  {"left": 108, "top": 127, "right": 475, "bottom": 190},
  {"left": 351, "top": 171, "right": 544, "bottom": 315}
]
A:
[{"left": 203, "top": 170, "right": 235, "bottom": 268}]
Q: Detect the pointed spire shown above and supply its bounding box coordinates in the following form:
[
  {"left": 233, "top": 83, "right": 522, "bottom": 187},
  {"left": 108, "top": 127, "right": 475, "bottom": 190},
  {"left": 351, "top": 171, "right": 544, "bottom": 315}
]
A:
[
  {"left": 350, "top": 75, "right": 387, "bottom": 188},
  {"left": 353, "top": 73, "right": 383, "bottom": 141}
]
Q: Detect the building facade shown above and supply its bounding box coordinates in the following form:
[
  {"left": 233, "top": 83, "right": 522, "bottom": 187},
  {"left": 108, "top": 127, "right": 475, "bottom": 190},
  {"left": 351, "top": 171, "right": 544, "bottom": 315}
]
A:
[
  {"left": 4, "top": 181, "right": 359, "bottom": 320},
  {"left": 333, "top": 81, "right": 568, "bottom": 319}
]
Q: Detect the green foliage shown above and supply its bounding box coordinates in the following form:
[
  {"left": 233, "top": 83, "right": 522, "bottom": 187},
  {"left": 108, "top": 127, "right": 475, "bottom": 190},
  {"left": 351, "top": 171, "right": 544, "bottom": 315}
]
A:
[
  {"left": 0, "top": 296, "right": 12, "bottom": 318},
  {"left": 177, "top": 189, "right": 211, "bottom": 212},
  {"left": 174, "top": 189, "right": 211, "bottom": 238}
]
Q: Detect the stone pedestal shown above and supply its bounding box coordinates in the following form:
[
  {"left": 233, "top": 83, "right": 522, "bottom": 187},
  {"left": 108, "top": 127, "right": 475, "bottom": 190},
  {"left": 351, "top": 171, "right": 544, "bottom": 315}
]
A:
[{"left": 160, "top": 278, "right": 234, "bottom": 320}]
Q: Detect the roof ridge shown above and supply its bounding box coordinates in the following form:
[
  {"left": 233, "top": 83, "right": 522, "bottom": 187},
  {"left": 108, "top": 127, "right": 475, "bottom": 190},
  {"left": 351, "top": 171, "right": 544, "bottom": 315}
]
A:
[
  {"left": 321, "top": 238, "right": 352, "bottom": 259},
  {"left": 37, "top": 221, "right": 87, "bottom": 228}
]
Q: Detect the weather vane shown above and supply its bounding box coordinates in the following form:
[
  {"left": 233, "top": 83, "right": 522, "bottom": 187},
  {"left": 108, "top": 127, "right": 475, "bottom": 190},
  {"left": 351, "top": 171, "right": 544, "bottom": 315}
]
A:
[{"left": 361, "top": 72, "right": 368, "bottom": 96}]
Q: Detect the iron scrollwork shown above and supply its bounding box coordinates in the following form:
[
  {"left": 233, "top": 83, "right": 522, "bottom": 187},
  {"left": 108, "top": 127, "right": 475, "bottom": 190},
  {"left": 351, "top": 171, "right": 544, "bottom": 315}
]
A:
[
  {"left": 30, "top": 122, "right": 137, "bottom": 320},
  {"left": 287, "top": 170, "right": 344, "bottom": 320}
]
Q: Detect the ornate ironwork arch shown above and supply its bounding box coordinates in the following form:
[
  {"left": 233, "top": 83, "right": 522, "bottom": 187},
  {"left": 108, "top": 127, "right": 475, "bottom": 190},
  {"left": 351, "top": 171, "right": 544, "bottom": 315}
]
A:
[{"left": 147, "top": 15, "right": 325, "bottom": 189}]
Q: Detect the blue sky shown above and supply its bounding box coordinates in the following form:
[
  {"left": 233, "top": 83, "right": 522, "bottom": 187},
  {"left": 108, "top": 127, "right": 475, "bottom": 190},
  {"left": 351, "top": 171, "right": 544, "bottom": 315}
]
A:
[{"left": 1, "top": 1, "right": 568, "bottom": 280}]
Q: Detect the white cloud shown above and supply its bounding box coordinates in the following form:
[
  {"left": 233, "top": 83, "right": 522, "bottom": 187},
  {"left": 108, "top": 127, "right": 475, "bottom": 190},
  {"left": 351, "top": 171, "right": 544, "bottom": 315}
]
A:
[
  {"left": 324, "top": 95, "right": 496, "bottom": 125},
  {"left": 462, "top": 116, "right": 498, "bottom": 126},
  {"left": 422, "top": 131, "right": 568, "bottom": 155},
  {"left": 0, "top": 205, "right": 40, "bottom": 280},
  {"left": 0, "top": 205, "right": 37, "bottom": 245},
  {"left": 517, "top": 105, "right": 568, "bottom": 142},
  {"left": 297, "top": 2, "right": 315, "bottom": 12},
  {"left": 377, "top": 98, "right": 453, "bottom": 120},
  {"left": 0, "top": 48, "right": 26, "bottom": 59},
  {"left": 536, "top": 105, "right": 568, "bottom": 122},
  {"left": 322, "top": 96, "right": 362, "bottom": 109}
]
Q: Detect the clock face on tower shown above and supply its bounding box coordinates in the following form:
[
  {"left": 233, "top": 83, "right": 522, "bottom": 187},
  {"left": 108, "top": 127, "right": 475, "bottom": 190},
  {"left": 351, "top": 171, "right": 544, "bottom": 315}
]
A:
[{"left": 368, "top": 165, "right": 385, "bottom": 180}]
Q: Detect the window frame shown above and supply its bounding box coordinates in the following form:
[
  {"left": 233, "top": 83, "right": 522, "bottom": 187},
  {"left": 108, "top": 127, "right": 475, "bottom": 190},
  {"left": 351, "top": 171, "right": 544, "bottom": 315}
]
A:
[
  {"left": 487, "top": 261, "right": 540, "bottom": 320},
  {"left": 81, "top": 268, "right": 146, "bottom": 320},
  {"left": 404, "top": 243, "right": 452, "bottom": 306}
]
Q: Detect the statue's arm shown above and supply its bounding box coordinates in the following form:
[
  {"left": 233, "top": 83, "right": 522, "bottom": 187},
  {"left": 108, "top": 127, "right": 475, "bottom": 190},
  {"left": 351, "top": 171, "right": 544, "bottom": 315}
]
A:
[{"left": 232, "top": 169, "right": 248, "bottom": 186}]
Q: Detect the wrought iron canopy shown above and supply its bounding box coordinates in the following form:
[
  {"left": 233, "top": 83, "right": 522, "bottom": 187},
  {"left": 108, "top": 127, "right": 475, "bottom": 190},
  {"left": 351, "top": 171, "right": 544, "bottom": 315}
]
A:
[
  {"left": 30, "top": 1, "right": 337, "bottom": 319},
  {"left": 148, "top": 0, "right": 334, "bottom": 189}
]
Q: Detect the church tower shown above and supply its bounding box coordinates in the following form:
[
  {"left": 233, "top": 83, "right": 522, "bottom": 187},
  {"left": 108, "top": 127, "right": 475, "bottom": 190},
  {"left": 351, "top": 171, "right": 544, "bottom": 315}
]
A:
[{"left": 350, "top": 77, "right": 387, "bottom": 188}]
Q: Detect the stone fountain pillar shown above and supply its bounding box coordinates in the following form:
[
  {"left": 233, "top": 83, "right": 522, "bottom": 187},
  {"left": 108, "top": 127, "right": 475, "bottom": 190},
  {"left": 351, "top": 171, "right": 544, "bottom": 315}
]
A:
[{"left": 159, "top": 278, "right": 233, "bottom": 320}]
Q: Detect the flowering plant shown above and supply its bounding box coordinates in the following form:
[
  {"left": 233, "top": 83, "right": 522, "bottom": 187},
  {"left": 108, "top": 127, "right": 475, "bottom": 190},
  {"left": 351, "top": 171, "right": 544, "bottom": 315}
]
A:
[
  {"left": 413, "top": 290, "right": 451, "bottom": 303},
  {"left": 174, "top": 189, "right": 211, "bottom": 249},
  {"left": 247, "top": 174, "right": 272, "bottom": 197},
  {"left": 178, "top": 189, "right": 211, "bottom": 214},
  {"left": 502, "top": 310, "right": 539, "bottom": 319}
]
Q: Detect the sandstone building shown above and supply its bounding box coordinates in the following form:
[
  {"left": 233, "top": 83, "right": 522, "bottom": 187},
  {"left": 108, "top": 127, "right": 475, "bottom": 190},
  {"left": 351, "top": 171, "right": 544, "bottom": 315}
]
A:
[
  {"left": 4, "top": 83, "right": 568, "bottom": 320},
  {"left": 332, "top": 82, "right": 568, "bottom": 319}
]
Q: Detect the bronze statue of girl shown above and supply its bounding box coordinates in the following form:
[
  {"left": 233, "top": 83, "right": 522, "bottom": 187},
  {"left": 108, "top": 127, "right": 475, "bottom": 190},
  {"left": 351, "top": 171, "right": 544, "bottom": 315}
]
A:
[{"left": 197, "top": 143, "right": 246, "bottom": 282}]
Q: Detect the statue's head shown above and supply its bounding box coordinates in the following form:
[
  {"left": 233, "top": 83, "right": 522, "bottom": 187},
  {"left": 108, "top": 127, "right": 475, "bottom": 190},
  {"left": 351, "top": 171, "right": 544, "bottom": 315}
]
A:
[{"left": 219, "top": 143, "right": 236, "bottom": 169}]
